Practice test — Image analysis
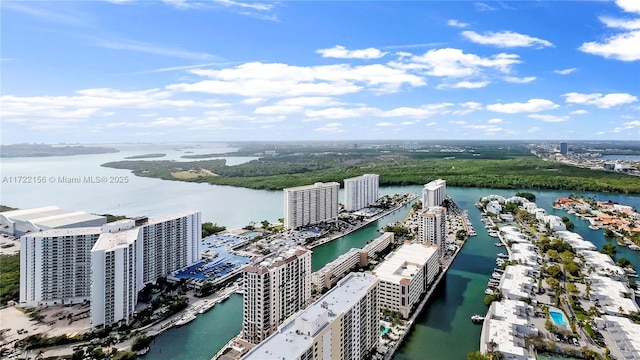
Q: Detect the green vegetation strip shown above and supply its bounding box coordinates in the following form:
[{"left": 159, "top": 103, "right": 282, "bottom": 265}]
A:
[{"left": 102, "top": 153, "right": 640, "bottom": 194}]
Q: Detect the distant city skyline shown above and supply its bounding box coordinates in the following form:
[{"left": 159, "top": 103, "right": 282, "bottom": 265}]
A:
[{"left": 1, "top": 0, "right": 639, "bottom": 143}]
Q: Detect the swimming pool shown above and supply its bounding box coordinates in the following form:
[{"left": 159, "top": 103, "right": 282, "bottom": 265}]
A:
[{"left": 549, "top": 311, "right": 568, "bottom": 326}]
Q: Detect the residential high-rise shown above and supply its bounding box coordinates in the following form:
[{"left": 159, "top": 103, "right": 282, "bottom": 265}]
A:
[
  {"left": 559, "top": 142, "right": 568, "bottom": 155},
  {"left": 422, "top": 179, "right": 446, "bottom": 209},
  {"left": 19, "top": 210, "right": 201, "bottom": 327},
  {"left": 91, "top": 212, "right": 201, "bottom": 327},
  {"left": 419, "top": 206, "right": 447, "bottom": 257},
  {"left": 372, "top": 243, "right": 439, "bottom": 318},
  {"left": 284, "top": 182, "right": 339, "bottom": 230},
  {"left": 242, "top": 273, "right": 380, "bottom": 360},
  {"left": 20, "top": 228, "right": 101, "bottom": 307},
  {"left": 242, "top": 247, "right": 312, "bottom": 344},
  {"left": 343, "top": 174, "right": 379, "bottom": 211}
]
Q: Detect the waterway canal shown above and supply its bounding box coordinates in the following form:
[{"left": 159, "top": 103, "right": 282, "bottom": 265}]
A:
[{"left": 145, "top": 187, "right": 640, "bottom": 360}]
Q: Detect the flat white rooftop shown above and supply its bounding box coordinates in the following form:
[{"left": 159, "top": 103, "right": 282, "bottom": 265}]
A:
[
  {"left": 2, "top": 206, "right": 106, "bottom": 228},
  {"left": 283, "top": 182, "right": 340, "bottom": 192},
  {"left": 600, "top": 315, "right": 640, "bottom": 359},
  {"left": 373, "top": 243, "right": 437, "bottom": 284},
  {"left": 23, "top": 226, "right": 102, "bottom": 237}
]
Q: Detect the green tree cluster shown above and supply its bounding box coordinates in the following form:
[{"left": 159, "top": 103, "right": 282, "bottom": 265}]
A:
[
  {"left": 600, "top": 243, "right": 617, "bottom": 259},
  {"left": 202, "top": 222, "right": 226, "bottom": 237},
  {"left": 0, "top": 254, "right": 19, "bottom": 303},
  {"left": 515, "top": 192, "right": 536, "bottom": 201}
]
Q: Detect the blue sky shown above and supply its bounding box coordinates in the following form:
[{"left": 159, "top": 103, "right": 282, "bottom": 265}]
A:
[{"left": 1, "top": 0, "right": 639, "bottom": 143}]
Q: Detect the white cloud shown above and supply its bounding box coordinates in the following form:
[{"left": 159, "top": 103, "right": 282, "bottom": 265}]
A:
[
  {"left": 624, "top": 120, "right": 640, "bottom": 127},
  {"left": 447, "top": 19, "right": 469, "bottom": 28},
  {"left": 376, "top": 122, "right": 394, "bottom": 127},
  {"left": 314, "top": 122, "right": 345, "bottom": 133},
  {"left": 305, "top": 107, "right": 378, "bottom": 119},
  {"left": 504, "top": 76, "right": 536, "bottom": 83},
  {"left": 486, "top": 99, "right": 559, "bottom": 113},
  {"left": 554, "top": 68, "right": 577, "bottom": 75},
  {"left": 242, "top": 98, "right": 266, "bottom": 105},
  {"left": 570, "top": 109, "right": 588, "bottom": 115},
  {"left": 438, "top": 80, "right": 490, "bottom": 89},
  {"left": 426, "top": 121, "right": 437, "bottom": 126},
  {"left": 563, "top": 92, "right": 638, "bottom": 108},
  {"left": 580, "top": 30, "right": 640, "bottom": 61},
  {"left": 465, "top": 124, "right": 504, "bottom": 133},
  {"left": 488, "top": 118, "right": 503, "bottom": 123},
  {"left": 316, "top": 45, "right": 388, "bottom": 59},
  {"left": 302, "top": 103, "right": 456, "bottom": 120},
  {"left": 528, "top": 114, "right": 570, "bottom": 122},
  {"left": 474, "top": 2, "right": 496, "bottom": 11},
  {"left": 461, "top": 30, "right": 553, "bottom": 48},
  {"left": 393, "top": 48, "right": 521, "bottom": 78},
  {"left": 172, "top": 62, "right": 425, "bottom": 97},
  {"left": 91, "top": 36, "right": 217, "bottom": 60},
  {"left": 276, "top": 97, "right": 342, "bottom": 107},
  {"left": 599, "top": 16, "right": 640, "bottom": 30},
  {"left": 580, "top": 6, "right": 640, "bottom": 62},
  {"left": 378, "top": 103, "right": 454, "bottom": 119},
  {"left": 214, "top": 0, "right": 274, "bottom": 11},
  {"left": 254, "top": 105, "right": 304, "bottom": 115},
  {"left": 596, "top": 131, "right": 606, "bottom": 135},
  {"left": 616, "top": 0, "right": 640, "bottom": 14},
  {"left": 451, "top": 101, "right": 484, "bottom": 115},
  {"left": 527, "top": 126, "right": 541, "bottom": 133}
]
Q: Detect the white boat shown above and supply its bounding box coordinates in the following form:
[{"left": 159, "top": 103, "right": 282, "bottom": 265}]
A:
[
  {"left": 629, "top": 244, "right": 640, "bottom": 251},
  {"left": 485, "top": 289, "right": 495, "bottom": 295},
  {"left": 488, "top": 231, "right": 499, "bottom": 238},
  {"left": 491, "top": 272, "right": 502, "bottom": 280},
  {"left": 175, "top": 313, "right": 196, "bottom": 326},
  {"left": 635, "top": 290, "right": 640, "bottom": 298},
  {"left": 471, "top": 314, "right": 485, "bottom": 323}
]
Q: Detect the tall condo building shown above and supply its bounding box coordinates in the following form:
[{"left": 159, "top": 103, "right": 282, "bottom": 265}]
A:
[
  {"left": 418, "top": 206, "right": 447, "bottom": 258},
  {"left": 91, "top": 212, "right": 201, "bottom": 327},
  {"left": 19, "top": 211, "right": 201, "bottom": 327},
  {"left": 284, "top": 182, "right": 340, "bottom": 230},
  {"left": 20, "top": 228, "right": 101, "bottom": 307},
  {"left": 242, "top": 273, "right": 380, "bottom": 360},
  {"left": 422, "top": 179, "right": 446, "bottom": 209},
  {"left": 242, "top": 247, "right": 312, "bottom": 344},
  {"left": 372, "top": 243, "right": 440, "bottom": 318},
  {"left": 559, "top": 142, "right": 568, "bottom": 155},
  {"left": 343, "top": 174, "right": 380, "bottom": 211}
]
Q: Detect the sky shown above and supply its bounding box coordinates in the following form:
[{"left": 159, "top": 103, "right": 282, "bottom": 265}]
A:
[{"left": 1, "top": 0, "right": 639, "bottom": 143}]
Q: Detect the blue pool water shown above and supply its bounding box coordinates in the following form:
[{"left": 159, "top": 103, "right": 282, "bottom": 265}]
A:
[
  {"left": 550, "top": 311, "right": 568, "bottom": 326},
  {"left": 381, "top": 326, "right": 390, "bottom": 335}
]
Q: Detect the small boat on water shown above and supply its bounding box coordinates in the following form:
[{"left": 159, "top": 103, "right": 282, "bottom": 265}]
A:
[
  {"left": 629, "top": 244, "right": 640, "bottom": 251},
  {"left": 635, "top": 290, "right": 640, "bottom": 298},
  {"left": 471, "top": 314, "right": 485, "bottom": 323},
  {"left": 495, "top": 242, "right": 504, "bottom": 247},
  {"left": 488, "top": 231, "right": 499, "bottom": 238},
  {"left": 485, "top": 288, "right": 495, "bottom": 295},
  {"left": 497, "top": 253, "right": 509, "bottom": 259},
  {"left": 175, "top": 313, "right": 196, "bottom": 326},
  {"left": 491, "top": 272, "right": 503, "bottom": 280},
  {"left": 588, "top": 225, "right": 599, "bottom": 230}
]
